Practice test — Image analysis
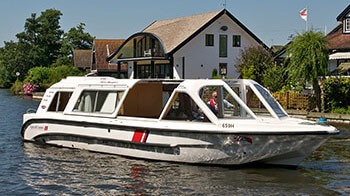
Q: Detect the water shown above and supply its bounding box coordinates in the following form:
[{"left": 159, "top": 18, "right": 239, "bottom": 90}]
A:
[{"left": 0, "top": 89, "right": 349, "bottom": 195}]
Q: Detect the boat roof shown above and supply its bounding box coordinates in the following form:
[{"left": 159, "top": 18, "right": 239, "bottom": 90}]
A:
[{"left": 49, "top": 77, "right": 251, "bottom": 90}]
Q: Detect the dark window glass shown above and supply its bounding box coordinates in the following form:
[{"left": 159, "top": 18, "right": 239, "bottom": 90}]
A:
[
  {"left": 205, "top": 34, "right": 214, "bottom": 46},
  {"left": 164, "top": 92, "right": 210, "bottom": 122},
  {"left": 233, "top": 35, "right": 241, "bottom": 47},
  {"left": 219, "top": 63, "right": 227, "bottom": 76},
  {"left": 219, "top": 35, "right": 227, "bottom": 57},
  {"left": 48, "top": 92, "right": 72, "bottom": 112}
]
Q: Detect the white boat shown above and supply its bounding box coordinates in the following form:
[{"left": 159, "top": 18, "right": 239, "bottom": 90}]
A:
[{"left": 22, "top": 77, "right": 339, "bottom": 166}]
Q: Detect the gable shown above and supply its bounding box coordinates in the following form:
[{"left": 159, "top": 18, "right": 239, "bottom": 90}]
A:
[
  {"left": 337, "top": 4, "right": 350, "bottom": 21},
  {"left": 143, "top": 9, "right": 267, "bottom": 55},
  {"left": 143, "top": 10, "right": 221, "bottom": 53}
]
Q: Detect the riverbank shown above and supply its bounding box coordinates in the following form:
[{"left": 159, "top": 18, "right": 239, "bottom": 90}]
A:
[{"left": 287, "top": 109, "right": 350, "bottom": 124}]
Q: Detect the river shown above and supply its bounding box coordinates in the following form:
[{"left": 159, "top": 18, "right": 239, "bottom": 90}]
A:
[{"left": 0, "top": 89, "right": 349, "bottom": 195}]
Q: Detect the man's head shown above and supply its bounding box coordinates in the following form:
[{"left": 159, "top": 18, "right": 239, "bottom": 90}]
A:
[{"left": 212, "top": 91, "right": 217, "bottom": 101}]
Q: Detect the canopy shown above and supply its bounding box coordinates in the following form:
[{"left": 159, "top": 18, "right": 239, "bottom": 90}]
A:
[{"left": 329, "top": 52, "right": 350, "bottom": 60}]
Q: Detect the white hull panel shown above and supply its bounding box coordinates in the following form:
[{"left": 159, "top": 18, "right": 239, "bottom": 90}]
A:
[{"left": 22, "top": 120, "right": 330, "bottom": 166}]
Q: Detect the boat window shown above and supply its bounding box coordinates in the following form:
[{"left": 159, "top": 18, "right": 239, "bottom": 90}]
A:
[
  {"left": 73, "top": 90, "right": 123, "bottom": 114},
  {"left": 163, "top": 92, "right": 210, "bottom": 122},
  {"left": 200, "top": 86, "right": 251, "bottom": 119},
  {"left": 253, "top": 84, "right": 287, "bottom": 117},
  {"left": 47, "top": 91, "right": 72, "bottom": 112},
  {"left": 246, "top": 86, "right": 273, "bottom": 118}
]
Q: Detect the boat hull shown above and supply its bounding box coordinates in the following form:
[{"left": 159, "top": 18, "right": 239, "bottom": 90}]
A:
[{"left": 21, "top": 118, "right": 333, "bottom": 166}]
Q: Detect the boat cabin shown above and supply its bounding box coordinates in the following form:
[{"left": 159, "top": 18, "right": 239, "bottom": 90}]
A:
[{"left": 37, "top": 77, "right": 287, "bottom": 124}]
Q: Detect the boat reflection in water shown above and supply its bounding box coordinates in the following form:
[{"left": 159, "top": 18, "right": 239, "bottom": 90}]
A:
[{"left": 20, "top": 142, "right": 338, "bottom": 195}]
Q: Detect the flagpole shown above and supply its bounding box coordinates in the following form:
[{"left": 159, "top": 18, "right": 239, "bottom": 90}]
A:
[{"left": 306, "top": 6, "right": 309, "bottom": 31}]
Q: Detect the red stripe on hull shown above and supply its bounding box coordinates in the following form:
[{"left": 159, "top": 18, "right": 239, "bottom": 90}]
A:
[{"left": 132, "top": 130, "right": 144, "bottom": 142}]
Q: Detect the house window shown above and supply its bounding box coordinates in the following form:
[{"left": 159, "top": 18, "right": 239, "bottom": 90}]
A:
[
  {"left": 219, "top": 63, "right": 227, "bottom": 76},
  {"left": 345, "top": 18, "right": 350, "bottom": 33},
  {"left": 233, "top": 35, "right": 241, "bottom": 47},
  {"left": 219, "top": 35, "right": 227, "bottom": 57},
  {"left": 205, "top": 34, "right": 214, "bottom": 46}
]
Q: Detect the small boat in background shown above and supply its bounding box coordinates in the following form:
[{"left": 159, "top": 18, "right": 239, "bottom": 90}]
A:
[{"left": 22, "top": 77, "right": 339, "bottom": 166}]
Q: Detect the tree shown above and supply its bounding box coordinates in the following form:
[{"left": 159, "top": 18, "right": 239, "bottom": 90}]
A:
[
  {"left": 262, "top": 62, "right": 286, "bottom": 92},
  {"left": 236, "top": 46, "right": 273, "bottom": 84},
  {"left": 54, "top": 23, "right": 94, "bottom": 66},
  {"left": 16, "top": 9, "right": 63, "bottom": 67},
  {"left": 286, "top": 31, "right": 328, "bottom": 111},
  {"left": 0, "top": 41, "right": 29, "bottom": 87}
]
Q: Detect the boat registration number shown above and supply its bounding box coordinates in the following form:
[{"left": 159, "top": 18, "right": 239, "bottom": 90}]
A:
[{"left": 222, "top": 123, "right": 234, "bottom": 128}]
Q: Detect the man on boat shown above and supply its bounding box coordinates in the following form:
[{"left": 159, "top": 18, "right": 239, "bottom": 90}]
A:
[{"left": 208, "top": 91, "right": 234, "bottom": 116}]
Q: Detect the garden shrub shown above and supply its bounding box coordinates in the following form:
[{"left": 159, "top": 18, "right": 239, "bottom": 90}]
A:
[
  {"left": 10, "top": 80, "right": 23, "bottom": 95},
  {"left": 331, "top": 107, "right": 350, "bottom": 114},
  {"left": 23, "top": 65, "right": 84, "bottom": 92},
  {"left": 323, "top": 77, "right": 350, "bottom": 112}
]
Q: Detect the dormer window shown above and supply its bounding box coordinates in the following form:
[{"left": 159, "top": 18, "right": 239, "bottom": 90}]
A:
[{"left": 344, "top": 18, "right": 350, "bottom": 33}]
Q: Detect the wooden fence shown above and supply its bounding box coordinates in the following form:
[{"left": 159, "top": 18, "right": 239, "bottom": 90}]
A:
[{"left": 272, "top": 92, "right": 312, "bottom": 110}]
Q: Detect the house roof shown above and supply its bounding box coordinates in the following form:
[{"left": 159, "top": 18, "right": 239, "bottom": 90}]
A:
[
  {"left": 272, "top": 41, "right": 292, "bottom": 59},
  {"left": 73, "top": 50, "right": 92, "bottom": 68},
  {"left": 337, "top": 4, "right": 350, "bottom": 21},
  {"left": 93, "top": 39, "right": 125, "bottom": 69},
  {"left": 327, "top": 24, "right": 350, "bottom": 50},
  {"left": 142, "top": 9, "right": 268, "bottom": 54}
]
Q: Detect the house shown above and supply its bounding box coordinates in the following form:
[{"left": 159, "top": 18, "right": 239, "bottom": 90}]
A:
[
  {"left": 107, "top": 9, "right": 268, "bottom": 79},
  {"left": 271, "top": 42, "right": 291, "bottom": 66},
  {"left": 73, "top": 50, "right": 92, "bottom": 71},
  {"left": 327, "top": 4, "right": 350, "bottom": 75},
  {"left": 92, "top": 39, "right": 126, "bottom": 77}
]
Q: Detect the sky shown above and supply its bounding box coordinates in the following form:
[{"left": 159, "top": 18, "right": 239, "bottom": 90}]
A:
[{"left": 0, "top": 0, "right": 349, "bottom": 48}]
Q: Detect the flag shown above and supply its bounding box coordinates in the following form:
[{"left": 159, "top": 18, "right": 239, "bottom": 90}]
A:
[{"left": 299, "top": 8, "right": 308, "bottom": 21}]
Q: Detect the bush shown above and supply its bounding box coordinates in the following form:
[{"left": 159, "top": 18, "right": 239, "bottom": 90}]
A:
[
  {"left": 10, "top": 80, "right": 23, "bottom": 95},
  {"left": 212, "top": 68, "right": 218, "bottom": 78},
  {"left": 323, "top": 77, "right": 350, "bottom": 112},
  {"left": 23, "top": 65, "right": 84, "bottom": 91},
  {"left": 236, "top": 46, "right": 273, "bottom": 84},
  {"left": 331, "top": 107, "right": 350, "bottom": 114},
  {"left": 262, "top": 63, "right": 286, "bottom": 92}
]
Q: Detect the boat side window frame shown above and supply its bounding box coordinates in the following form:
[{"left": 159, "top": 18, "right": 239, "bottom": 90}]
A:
[
  {"left": 159, "top": 89, "right": 215, "bottom": 123},
  {"left": 198, "top": 84, "right": 256, "bottom": 120},
  {"left": 65, "top": 87, "right": 127, "bottom": 118},
  {"left": 47, "top": 91, "right": 73, "bottom": 112},
  {"left": 245, "top": 82, "right": 288, "bottom": 119}
]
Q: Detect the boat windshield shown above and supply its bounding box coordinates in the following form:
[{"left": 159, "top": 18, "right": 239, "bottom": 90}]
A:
[{"left": 253, "top": 84, "right": 286, "bottom": 118}]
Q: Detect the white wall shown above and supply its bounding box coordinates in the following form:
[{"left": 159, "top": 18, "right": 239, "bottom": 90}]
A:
[{"left": 173, "top": 14, "right": 263, "bottom": 79}]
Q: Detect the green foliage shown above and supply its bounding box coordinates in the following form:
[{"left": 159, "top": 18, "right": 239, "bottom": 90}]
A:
[
  {"left": 236, "top": 46, "right": 273, "bottom": 84},
  {"left": 323, "top": 77, "right": 350, "bottom": 112},
  {"left": 286, "top": 31, "right": 328, "bottom": 83},
  {"left": 10, "top": 80, "right": 24, "bottom": 95},
  {"left": 0, "top": 9, "right": 94, "bottom": 88},
  {"left": 23, "top": 65, "right": 84, "bottom": 91},
  {"left": 241, "top": 65, "right": 256, "bottom": 80},
  {"left": 54, "top": 23, "right": 94, "bottom": 67},
  {"left": 16, "top": 9, "right": 64, "bottom": 67},
  {"left": 212, "top": 68, "right": 218, "bottom": 77},
  {"left": 331, "top": 107, "right": 350, "bottom": 114},
  {"left": 286, "top": 30, "right": 329, "bottom": 111},
  {"left": 262, "top": 63, "right": 286, "bottom": 92}
]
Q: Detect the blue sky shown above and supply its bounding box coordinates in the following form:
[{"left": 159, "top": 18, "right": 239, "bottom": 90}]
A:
[{"left": 0, "top": 0, "right": 349, "bottom": 47}]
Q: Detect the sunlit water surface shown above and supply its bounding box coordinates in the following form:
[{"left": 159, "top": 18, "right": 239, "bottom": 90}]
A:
[{"left": 0, "top": 89, "right": 349, "bottom": 195}]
